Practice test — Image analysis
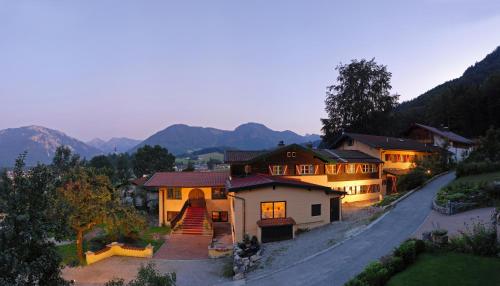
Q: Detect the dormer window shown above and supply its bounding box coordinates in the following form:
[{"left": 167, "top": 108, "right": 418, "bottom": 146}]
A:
[{"left": 286, "top": 152, "right": 297, "bottom": 158}]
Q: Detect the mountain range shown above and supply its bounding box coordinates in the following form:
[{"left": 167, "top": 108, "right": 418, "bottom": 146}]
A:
[
  {"left": 87, "top": 137, "right": 141, "bottom": 154},
  {"left": 0, "top": 123, "right": 320, "bottom": 167}
]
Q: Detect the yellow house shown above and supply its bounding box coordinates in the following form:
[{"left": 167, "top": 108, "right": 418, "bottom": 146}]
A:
[{"left": 332, "top": 132, "right": 442, "bottom": 193}]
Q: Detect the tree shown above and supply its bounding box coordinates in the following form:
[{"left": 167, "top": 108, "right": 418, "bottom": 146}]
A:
[
  {"left": 207, "top": 158, "right": 222, "bottom": 170},
  {"left": 88, "top": 155, "right": 115, "bottom": 180},
  {"left": 182, "top": 161, "right": 195, "bottom": 172},
  {"left": 105, "top": 262, "right": 176, "bottom": 286},
  {"left": 321, "top": 58, "right": 399, "bottom": 145},
  {"left": 52, "top": 145, "right": 82, "bottom": 178},
  {"left": 0, "top": 154, "right": 67, "bottom": 285},
  {"left": 467, "top": 126, "right": 500, "bottom": 162},
  {"left": 133, "top": 145, "right": 175, "bottom": 177},
  {"left": 57, "top": 168, "right": 146, "bottom": 264},
  {"left": 115, "top": 153, "right": 133, "bottom": 184}
]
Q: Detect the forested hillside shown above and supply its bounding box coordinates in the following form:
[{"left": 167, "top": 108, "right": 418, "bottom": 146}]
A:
[{"left": 392, "top": 47, "right": 500, "bottom": 138}]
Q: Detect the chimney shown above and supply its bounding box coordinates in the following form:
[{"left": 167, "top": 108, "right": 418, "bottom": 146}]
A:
[{"left": 278, "top": 140, "right": 285, "bottom": 147}]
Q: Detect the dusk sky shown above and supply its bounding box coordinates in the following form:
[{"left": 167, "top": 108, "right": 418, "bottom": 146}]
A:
[{"left": 1, "top": 0, "right": 500, "bottom": 141}]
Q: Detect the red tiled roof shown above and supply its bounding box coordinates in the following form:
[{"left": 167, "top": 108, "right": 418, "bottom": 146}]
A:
[
  {"left": 257, "top": 217, "right": 296, "bottom": 227},
  {"left": 144, "top": 171, "right": 229, "bottom": 187},
  {"left": 130, "top": 176, "right": 148, "bottom": 186},
  {"left": 383, "top": 168, "right": 412, "bottom": 176},
  {"left": 227, "top": 174, "right": 345, "bottom": 195}
]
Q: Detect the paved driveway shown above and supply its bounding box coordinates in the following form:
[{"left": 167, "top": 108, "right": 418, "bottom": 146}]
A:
[{"left": 245, "top": 172, "right": 455, "bottom": 286}]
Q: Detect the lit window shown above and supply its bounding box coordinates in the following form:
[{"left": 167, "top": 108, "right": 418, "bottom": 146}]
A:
[
  {"left": 359, "top": 185, "right": 368, "bottom": 194},
  {"left": 271, "top": 165, "right": 286, "bottom": 175},
  {"left": 371, "top": 164, "right": 377, "bottom": 173},
  {"left": 260, "top": 201, "right": 286, "bottom": 219},
  {"left": 346, "top": 164, "right": 356, "bottom": 174},
  {"left": 325, "top": 164, "right": 337, "bottom": 175},
  {"left": 299, "top": 165, "right": 314, "bottom": 175}
]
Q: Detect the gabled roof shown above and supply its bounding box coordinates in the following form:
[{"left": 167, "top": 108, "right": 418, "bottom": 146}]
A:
[
  {"left": 224, "top": 150, "right": 268, "bottom": 163},
  {"left": 333, "top": 132, "right": 442, "bottom": 153},
  {"left": 144, "top": 171, "right": 229, "bottom": 188},
  {"left": 226, "top": 173, "right": 345, "bottom": 195},
  {"left": 408, "top": 123, "right": 474, "bottom": 145},
  {"left": 130, "top": 176, "right": 148, "bottom": 186},
  {"left": 313, "top": 149, "right": 383, "bottom": 163}
]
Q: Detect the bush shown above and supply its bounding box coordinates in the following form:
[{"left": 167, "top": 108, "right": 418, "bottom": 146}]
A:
[
  {"left": 435, "top": 182, "right": 489, "bottom": 207},
  {"left": 357, "top": 262, "right": 390, "bottom": 286},
  {"left": 381, "top": 255, "right": 405, "bottom": 275},
  {"left": 397, "top": 168, "right": 428, "bottom": 192},
  {"left": 458, "top": 222, "right": 498, "bottom": 256},
  {"left": 106, "top": 262, "right": 176, "bottom": 286},
  {"left": 344, "top": 278, "right": 369, "bottom": 286},
  {"left": 456, "top": 161, "right": 500, "bottom": 177},
  {"left": 393, "top": 240, "right": 417, "bottom": 266}
]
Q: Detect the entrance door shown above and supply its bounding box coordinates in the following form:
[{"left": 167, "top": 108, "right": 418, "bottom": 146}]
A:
[
  {"left": 330, "top": 197, "right": 340, "bottom": 222},
  {"left": 188, "top": 189, "right": 205, "bottom": 207},
  {"left": 386, "top": 178, "right": 394, "bottom": 194},
  {"left": 261, "top": 225, "right": 293, "bottom": 243}
]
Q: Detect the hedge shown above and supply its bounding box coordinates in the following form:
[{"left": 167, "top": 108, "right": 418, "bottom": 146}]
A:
[{"left": 456, "top": 161, "right": 500, "bottom": 177}]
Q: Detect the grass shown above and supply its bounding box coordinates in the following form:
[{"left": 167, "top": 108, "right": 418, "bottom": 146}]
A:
[
  {"left": 452, "top": 171, "right": 500, "bottom": 185},
  {"left": 387, "top": 252, "right": 500, "bottom": 286},
  {"left": 374, "top": 192, "right": 408, "bottom": 207},
  {"left": 140, "top": 225, "right": 171, "bottom": 252},
  {"left": 56, "top": 242, "right": 87, "bottom": 266}
]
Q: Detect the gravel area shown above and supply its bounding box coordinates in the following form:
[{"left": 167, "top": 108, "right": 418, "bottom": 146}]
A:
[{"left": 246, "top": 202, "right": 383, "bottom": 278}]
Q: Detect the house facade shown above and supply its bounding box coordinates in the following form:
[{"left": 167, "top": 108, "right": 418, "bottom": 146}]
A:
[
  {"left": 404, "top": 123, "right": 475, "bottom": 162},
  {"left": 333, "top": 133, "right": 442, "bottom": 193}
]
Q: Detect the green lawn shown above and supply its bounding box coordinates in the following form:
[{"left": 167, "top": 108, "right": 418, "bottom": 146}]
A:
[
  {"left": 56, "top": 242, "right": 87, "bottom": 266},
  {"left": 387, "top": 252, "right": 500, "bottom": 286},
  {"left": 453, "top": 171, "right": 500, "bottom": 185}
]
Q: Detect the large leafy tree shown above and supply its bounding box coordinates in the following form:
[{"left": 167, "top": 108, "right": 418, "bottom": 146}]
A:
[
  {"left": 57, "top": 168, "right": 146, "bottom": 264},
  {"left": 321, "top": 58, "right": 399, "bottom": 145},
  {"left": 88, "top": 155, "right": 115, "bottom": 180},
  {"left": 0, "top": 154, "right": 67, "bottom": 285},
  {"left": 133, "top": 145, "right": 175, "bottom": 177}
]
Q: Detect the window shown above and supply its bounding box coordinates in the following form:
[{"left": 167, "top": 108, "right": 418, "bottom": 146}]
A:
[
  {"left": 369, "top": 184, "right": 380, "bottom": 193},
  {"left": 167, "top": 188, "right": 182, "bottom": 200},
  {"left": 271, "top": 165, "right": 286, "bottom": 176},
  {"left": 346, "top": 164, "right": 356, "bottom": 174},
  {"left": 261, "top": 201, "right": 286, "bottom": 219},
  {"left": 325, "top": 164, "right": 337, "bottom": 175},
  {"left": 361, "top": 164, "right": 370, "bottom": 173},
  {"left": 311, "top": 204, "right": 321, "bottom": 216},
  {"left": 286, "top": 152, "right": 297, "bottom": 158},
  {"left": 212, "top": 211, "right": 228, "bottom": 222},
  {"left": 359, "top": 185, "right": 369, "bottom": 194},
  {"left": 347, "top": 186, "right": 356, "bottom": 195},
  {"left": 385, "top": 154, "right": 390, "bottom": 161},
  {"left": 371, "top": 164, "right": 378, "bottom": 173},
  {"left": 211, "top": 187, "right": 227, "bottom": 199},
  {"left": 299, "top": 164, "right": 314, "bottom": 175}
]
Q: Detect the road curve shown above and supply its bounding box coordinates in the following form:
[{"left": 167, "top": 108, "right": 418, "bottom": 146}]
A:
[{"left": 246, "top": 172, "right": 455, "bottom": 286}]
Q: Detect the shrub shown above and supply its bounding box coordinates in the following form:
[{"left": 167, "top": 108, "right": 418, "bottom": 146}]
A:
[
  {"left": 456, "top": 161, "right": 500, "bottom": 177},
  {"left": 344, "top": 278, "right": 369, "bottom": 286},
  {"left": 459, "top": 222, "right": 498, "bottom": 256},
  {"left": 106, "top": 262, "right": 176, "bottom": 286},
  {"left": 397, "top": 168, "right": 428, "bottom": 192},
  {"left": 413, "top": 239, "right": 426, "bottom": 254},
  {"left": 358, "top": 262, "right": 390, "bottom": 286},
  {"left": 381, "top": 255, "right": 405, "bottom": 275},
  {"left": 393, "top": 240, "right": 417, "bottom": 266}
]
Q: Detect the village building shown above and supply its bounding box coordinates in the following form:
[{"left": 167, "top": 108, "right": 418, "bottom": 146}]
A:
[
  {"left": 332, "top": 132, "right": 442, "bottom": 193},
  {"left": 404, "top": 123, "right": 475, "bottom": 162}
]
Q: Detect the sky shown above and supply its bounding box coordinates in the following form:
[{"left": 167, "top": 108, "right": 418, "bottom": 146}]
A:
[{"left": 1, "top": 0, "right": 500, "bottom": 141}]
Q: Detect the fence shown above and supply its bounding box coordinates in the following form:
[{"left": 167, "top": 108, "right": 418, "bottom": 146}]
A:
[
  {"left": 85, "top": 242, "right": 153, "bottom": 265},
  {"left": 432, "top": 199, "right": 478, "bottom": 215}
]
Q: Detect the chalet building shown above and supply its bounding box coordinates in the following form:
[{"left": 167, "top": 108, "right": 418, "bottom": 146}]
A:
[
  {"left": 404, "top": 123, "right": 475, "bottom": 162},
  {"left": 332, "top": 133, "right": 442, "bottom": 193}
]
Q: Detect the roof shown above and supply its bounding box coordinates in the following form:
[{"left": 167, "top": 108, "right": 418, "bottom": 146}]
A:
[
  {"left": 333, "top": 132, "right": 442, "bottom": 153},
  {"left": 224, "top": 150, "right": 268, "bottom": 163},
  {"left": 227, "top": 174, "right": 345, "bottom": 195},
  {"left": 257, "top": 217, "right": 296, "bottom": 227},
  {"left": 383, "top": 168, "right": 412, "bottom": 176},
  {"left": 144, "top": 171, "right": 229, "bottom": 188},
  {"left": 313, "top": 149, "right": 383, "bottom": 163},
  {"left": 130, "top": 176, "right": 148, "bottom": 186},
  {"left": 409, "top": 123, "right": 474, "bottom": 145}
]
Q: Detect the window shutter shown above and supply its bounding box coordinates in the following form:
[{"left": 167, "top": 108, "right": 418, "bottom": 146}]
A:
[
  {"left": 314, "top": 165, "right": 319, "bottom": 175},
  {"left": 296, "top": 165, "right": 300, "bottom": 175},
  {"left": 268, "top": 165, "right": 273, "bottom": 175},
  {"left": 284, "top": 165, "right": 288, "bottom": 175}
]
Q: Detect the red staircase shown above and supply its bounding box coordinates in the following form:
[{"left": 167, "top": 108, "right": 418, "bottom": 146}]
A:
[{"left": 175, "top": 207, "right": 212, "bottom": 236}]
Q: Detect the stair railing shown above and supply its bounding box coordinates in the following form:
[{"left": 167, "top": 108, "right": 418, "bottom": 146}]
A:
[
  {"left": 171, "top": 200, "right": 190, "bottom": 230},
  {"left": 204, "top": 205, "right": 214, "bottom": 238}
]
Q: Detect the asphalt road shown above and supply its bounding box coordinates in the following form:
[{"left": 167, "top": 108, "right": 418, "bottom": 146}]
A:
[{"left": 245, "top": 172, "right": 456, "bottom": 286}]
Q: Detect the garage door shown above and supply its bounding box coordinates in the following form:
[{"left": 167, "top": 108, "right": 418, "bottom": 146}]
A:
[{"left": 261, "top": 225, "right": 293, "bottom": 243}]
